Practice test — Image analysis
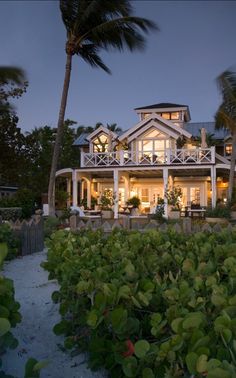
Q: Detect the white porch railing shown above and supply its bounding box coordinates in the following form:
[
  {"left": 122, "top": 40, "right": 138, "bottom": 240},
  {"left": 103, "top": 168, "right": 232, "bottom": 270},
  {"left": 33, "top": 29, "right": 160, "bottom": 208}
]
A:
[{"left": 81, "top": 147, "right": 215, "bottom": 167}]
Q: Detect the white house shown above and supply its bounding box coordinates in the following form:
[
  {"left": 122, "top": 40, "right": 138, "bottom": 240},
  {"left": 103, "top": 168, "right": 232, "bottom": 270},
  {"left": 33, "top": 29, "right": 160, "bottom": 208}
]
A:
[{"left": 56, "top": 102, "right": 233, "bottom": 218}]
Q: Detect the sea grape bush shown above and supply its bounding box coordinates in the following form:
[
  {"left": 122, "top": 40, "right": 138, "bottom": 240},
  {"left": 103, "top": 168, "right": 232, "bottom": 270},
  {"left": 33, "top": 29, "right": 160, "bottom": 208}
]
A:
[
  {"left": 43, "top": 228, "right": 236, "bottom": 377},
  {"left": 0, "top": 243, "right": 21, "bottom": 374}
]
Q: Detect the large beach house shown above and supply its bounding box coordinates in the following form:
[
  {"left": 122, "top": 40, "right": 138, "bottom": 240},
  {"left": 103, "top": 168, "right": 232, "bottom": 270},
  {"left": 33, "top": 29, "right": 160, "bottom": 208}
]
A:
[{"left": 56, "top": 102, "right": 232, "bottom": 218}]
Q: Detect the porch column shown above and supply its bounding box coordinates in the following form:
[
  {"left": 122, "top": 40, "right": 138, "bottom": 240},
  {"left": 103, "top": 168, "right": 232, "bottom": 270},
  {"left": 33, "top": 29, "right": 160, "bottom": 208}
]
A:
[
  {"left": 87, "top": 179, "right": 91, "bottom": 208},
  {"left": 163, "top": 167, "right": 169, "bottom": 218},
  {"left": 211, "top": 166, "right": 216, "bottom": 208},
  {"left": 81, "top": 180, "right": 84, "bottom": 200},
  {"left": 72, "top": 170, "right": 78, "bottom": 207},
  {"left": 114, "top": 169, "right": 119, "bottom": 219},
  {"left": 66, "top": 178, "right": 71, "bottom": 208}
]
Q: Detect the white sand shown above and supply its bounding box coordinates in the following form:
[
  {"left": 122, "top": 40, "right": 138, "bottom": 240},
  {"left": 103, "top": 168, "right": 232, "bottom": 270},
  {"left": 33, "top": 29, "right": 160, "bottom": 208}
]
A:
[{"left": 2, "top": 250, "right": 106, "bottom": 378}]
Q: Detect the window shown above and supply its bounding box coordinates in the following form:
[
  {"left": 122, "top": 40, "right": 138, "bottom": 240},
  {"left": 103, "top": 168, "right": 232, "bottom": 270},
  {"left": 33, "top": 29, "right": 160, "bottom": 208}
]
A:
[
  {"left": 141, "top": 188, "right": 149, "bottom": 202},
  {"left": 161, "top": 112, "right": 171, "bottom": 120},
  {"left": 190, "top": 187, "right": 200, "bottom": 204},
  {"left": 225, "top": 144, "right": 232, "bottom": 156},
  {"left": 160, "top": 112, "right": 180, "bottom": 120},
  {"left": 93, "top": 133, "right": 108, "bottom": 152}
]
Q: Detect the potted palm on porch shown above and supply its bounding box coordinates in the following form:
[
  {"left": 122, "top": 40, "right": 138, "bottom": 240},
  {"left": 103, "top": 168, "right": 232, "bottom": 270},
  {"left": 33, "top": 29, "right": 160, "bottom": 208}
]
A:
[{"left": 165, "top": 186, "right": 183, "bottom": 219}]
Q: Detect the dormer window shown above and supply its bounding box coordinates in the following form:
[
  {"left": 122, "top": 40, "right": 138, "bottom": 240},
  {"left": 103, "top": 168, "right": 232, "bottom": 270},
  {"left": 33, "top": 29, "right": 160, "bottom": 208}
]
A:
[
  {"left": 161, "top": 112, "right": 180, "bottom": 120},
  {"left": 93, "top": 133, "right": 108, "bottom": 152}
]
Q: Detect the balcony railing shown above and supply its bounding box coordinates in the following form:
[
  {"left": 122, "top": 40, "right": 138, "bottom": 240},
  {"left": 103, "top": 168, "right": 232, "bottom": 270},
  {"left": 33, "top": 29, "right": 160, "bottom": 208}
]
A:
[{"left": 81, "top": 147, "right": 215, "bottom": 168}]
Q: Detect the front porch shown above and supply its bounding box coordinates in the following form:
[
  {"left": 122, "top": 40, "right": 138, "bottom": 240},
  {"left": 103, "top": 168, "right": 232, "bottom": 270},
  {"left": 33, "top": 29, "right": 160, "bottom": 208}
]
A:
[{"left": 56, "top": 165, "right": 221, "bottom": 219}]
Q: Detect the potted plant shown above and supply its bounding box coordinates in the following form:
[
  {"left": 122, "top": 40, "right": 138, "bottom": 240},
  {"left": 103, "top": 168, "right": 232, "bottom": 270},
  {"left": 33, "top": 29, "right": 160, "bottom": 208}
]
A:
[
  {"left": 126, "top": 196, "right": 141, "bottom": 216},
  {"left": 100, "top": 189, "right": 114, "bottom": 219},
  {"left": 165, "top": 186, "right": 182, "bottom": 219}
]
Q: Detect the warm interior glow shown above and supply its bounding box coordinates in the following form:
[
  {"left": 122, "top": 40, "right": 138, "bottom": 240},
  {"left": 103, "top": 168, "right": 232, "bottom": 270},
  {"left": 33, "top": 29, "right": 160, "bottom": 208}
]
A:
[{"left": 93, "top": 133, "right": 108, "bottom": 152}]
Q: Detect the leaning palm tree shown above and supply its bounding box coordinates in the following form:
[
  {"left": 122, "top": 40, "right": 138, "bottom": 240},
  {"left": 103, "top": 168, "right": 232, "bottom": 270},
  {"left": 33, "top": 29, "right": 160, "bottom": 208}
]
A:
[
  {"left": 215, "top": 66, "right": 236, "bottom": 202},
  {"left": 48, "top": 0, "right": 158, "bottom": 215},
  {"left": 107, "top": 123, "right": 122, "bottom": 133}
]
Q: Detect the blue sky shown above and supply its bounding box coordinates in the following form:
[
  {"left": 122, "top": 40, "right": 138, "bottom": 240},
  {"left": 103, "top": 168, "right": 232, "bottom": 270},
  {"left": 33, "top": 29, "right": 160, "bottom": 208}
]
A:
[{"left": 1, "top": 0, "right": 236, "bottom": 132}]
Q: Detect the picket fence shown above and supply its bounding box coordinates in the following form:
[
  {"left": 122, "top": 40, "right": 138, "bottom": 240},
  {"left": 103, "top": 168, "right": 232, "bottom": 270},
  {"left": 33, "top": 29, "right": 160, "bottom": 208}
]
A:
[
  {"left": 69, "top": 215, "right": 234, "bottom": 234},
  {"left": 0, "top": 215, "right": 44, "bottom": 256}
]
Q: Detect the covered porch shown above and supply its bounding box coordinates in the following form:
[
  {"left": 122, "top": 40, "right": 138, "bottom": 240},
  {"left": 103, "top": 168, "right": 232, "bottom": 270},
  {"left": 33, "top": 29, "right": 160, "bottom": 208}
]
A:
[{"left": 56, "top": 165, "right": 219, "bottom": 219}]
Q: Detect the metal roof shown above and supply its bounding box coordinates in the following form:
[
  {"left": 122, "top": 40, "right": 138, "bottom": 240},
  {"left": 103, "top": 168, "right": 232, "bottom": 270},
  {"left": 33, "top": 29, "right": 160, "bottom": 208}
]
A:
[
  {"left": 135, "top": 102, "right": 188, "bottom": 110},
  {"left": 73, "top": 133, "right": 89, "bottom": 146},
  {"left": 184, "top": 122, "right": 229, "bottom": 139}
]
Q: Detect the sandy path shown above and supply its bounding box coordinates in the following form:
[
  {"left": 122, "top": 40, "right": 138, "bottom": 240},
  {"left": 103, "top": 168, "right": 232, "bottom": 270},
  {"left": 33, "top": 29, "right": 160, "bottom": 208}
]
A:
[{"left": 2, "top": 250, "right": 106, "bottom": 378}]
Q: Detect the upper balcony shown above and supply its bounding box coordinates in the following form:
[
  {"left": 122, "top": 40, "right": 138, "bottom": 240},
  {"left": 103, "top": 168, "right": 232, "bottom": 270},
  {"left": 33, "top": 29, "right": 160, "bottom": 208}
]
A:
[{"left": 81, "top": 147, "right": 215, "bottom": 168}]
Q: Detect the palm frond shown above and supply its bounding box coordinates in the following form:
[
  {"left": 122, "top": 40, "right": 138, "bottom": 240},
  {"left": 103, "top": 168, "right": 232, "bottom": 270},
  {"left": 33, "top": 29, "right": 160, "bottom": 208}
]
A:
[
  {"left": 78, "top": 44, "right": 111, "bottom": 73},
  {"left": 0, "top": 67, "right": 26, "bottom": 85}
]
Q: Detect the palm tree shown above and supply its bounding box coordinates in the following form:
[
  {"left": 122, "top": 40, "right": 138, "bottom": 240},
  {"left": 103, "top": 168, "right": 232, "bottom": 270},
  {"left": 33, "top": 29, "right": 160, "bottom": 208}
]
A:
[
  {"left": 215, "top": 66, "right": 236, "bottom": 202},
  {"left": 48, "top": 0, "right": 158, "bottom": 215},
  {"left": 0, "top": 66, "right": 27, "bottom": 115},
  {"left": 107, "top": 123, "right": 122, "bottom": 133}
]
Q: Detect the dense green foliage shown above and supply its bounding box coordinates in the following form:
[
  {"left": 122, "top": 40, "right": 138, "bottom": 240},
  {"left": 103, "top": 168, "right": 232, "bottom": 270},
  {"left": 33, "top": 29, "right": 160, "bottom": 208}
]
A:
[
  {"left": 0, "top": 243, "right": 21, "bottom": 373},
  {"left": 0, "top": 223, "right": 20, "bottom": 260},
  {"left": 206, "top": 205, "right": 231, "bottom": 219},
  {"left": 43, "top": 228, "right": 236, "bottom": 377}
]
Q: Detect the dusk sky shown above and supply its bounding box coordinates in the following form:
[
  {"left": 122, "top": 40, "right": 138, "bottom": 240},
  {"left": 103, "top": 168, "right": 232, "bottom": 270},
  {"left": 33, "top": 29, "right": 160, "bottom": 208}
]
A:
[{"left": 1, "top": 0, "right": 236, "bottom": 133}]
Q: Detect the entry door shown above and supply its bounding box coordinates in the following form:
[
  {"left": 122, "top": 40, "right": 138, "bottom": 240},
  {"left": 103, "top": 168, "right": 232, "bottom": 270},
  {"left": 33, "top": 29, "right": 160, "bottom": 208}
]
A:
[{"left": 151, "top": 187, "right": 164, "bottom": 204}]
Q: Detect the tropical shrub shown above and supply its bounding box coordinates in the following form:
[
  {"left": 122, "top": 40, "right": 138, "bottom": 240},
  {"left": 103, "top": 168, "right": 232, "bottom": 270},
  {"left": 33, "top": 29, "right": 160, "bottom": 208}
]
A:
[
  {"left": 100, "top": 189, "right": 114, "bottom": 210},
  {"left": 206, "top": 205, "right": 231, "bottom": 219},
  {"left": 126, "top": 196, "right": 141, "bottom": 209},
  {"left": 43, "top": 228, "right": 236, "bottom": 377},
  {"left": 44, "top": 216, "right": 60, "bottom": 238},
  {"left": 0, "top": 223, "right": 20, "bottom": 260},
  {"left": 0, "top": 207, "right": 22, "bottom": 221},
  {"left": 0, "top": 243, "right": 21, "bottom": 371}
]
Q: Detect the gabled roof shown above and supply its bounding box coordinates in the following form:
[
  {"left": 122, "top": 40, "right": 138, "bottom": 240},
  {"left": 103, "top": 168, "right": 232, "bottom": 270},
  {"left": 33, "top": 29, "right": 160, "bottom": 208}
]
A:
[
  {"left": 120, "top": 113, "right": 192, "bottom": 141},
  {"left": 86, "top": 125, "right": 117, "bottom": 140},
  {"left": 135, "top": 102, "right": 188, "bottom": 110}
]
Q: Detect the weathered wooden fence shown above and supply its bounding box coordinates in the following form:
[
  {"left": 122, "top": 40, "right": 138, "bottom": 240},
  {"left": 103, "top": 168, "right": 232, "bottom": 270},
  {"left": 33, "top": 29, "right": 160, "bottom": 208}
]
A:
[
  {"left": 0, "top": 215, "right": 44, "bottom": 255},
  {"left": 69, "top": 215, "right": 234, "bottom": 234}
]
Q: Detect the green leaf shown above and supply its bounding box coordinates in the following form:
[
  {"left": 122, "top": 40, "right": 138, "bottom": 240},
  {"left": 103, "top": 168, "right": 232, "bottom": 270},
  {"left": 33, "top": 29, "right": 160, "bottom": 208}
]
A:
[
  {"left": 134, "top": 340, "right": 150, "bottom": 359},
  {"left": 211, "top": 294, "right": 227, "bottom": 306},
  {"left": 111, "top": 308, "right": 127, "bottom": 332},
  {"left": 182, "top": 313, "right": 204, "bottom": 330},
  {"left": 207, "top": 359, "right": 222, "bottom": 371},
  {"left": 87, "top": 310, "right": 98, "bottom": 328},
  {"left": 171, "top": 318, "right": 183, "bottom": 333},
  {"left": 0, "top": 243, "right": 8, "bottom": 267},
  {"left": 0, "top": 305, "right": 10, "bottom": 318},
  {"left": 186, "top": 352, "right": 198, "bottom": 374},
  {"left": 122, "top": 356, "right": 137, "bottom": 377},
  {"left": 117, "top": 285, "right": 131, "bottom": 302},
  {"left": 207, "top": 368, "right": 231, "bottom": 378},
  {"left": 0, "top": 318, "right": 11, "bottom": 337},
  {"left": 196, "top": 354, "right": 208, "bottom": 373},
  {"left": 33, "top": 360, "right": 50, "bottom": 371},
  {"left": 142, "top": 367, "right": 155, "bottom": 378},
  {"left": 24, "top": 358, "right": 39, "bottom": 378}
]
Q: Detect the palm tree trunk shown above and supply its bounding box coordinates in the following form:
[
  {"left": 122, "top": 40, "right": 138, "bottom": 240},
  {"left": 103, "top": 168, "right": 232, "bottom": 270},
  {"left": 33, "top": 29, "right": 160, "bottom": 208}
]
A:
[
  {"left": 48, "top": 53, "right": 72, "bottom": 216},
  {"left": 228, "top": 131, "right": 236, "bottom": 202}
]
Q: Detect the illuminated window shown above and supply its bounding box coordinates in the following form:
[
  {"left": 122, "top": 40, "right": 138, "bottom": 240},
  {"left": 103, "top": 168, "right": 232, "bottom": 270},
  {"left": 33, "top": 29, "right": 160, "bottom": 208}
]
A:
[
  {"left": 141, "top": 188, "right": 149, "bottom": 202},
  {"left": 161, "top": 112, "right": 171, "bottom": 120},
  {"left": 143, "top": 113, "right": 151, "bottom": 119},
  {"left": 93, "top": 133, "right": 108, "bottom": 152},
  {"left": 171, "top": 112, "right": 179, "bottom": 120},
  {"left": 160, "top": 112, "right": 180, "bottom": 120},
  {"left": 190, "top": 187, "right": 200, "bottom": 204},
  {"left": 225, "top": 144, "right": 232, "bottom": 156}
]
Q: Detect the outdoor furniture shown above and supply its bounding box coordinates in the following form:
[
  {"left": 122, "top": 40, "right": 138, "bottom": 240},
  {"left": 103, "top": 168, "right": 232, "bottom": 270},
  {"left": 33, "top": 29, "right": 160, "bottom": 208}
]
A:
[{"left": 187, "top": 208, "right": 206, "bottom": 219}]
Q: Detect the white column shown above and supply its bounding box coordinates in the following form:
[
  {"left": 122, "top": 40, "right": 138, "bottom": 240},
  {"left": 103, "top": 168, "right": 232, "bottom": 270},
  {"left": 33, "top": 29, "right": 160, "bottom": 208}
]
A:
[
  {"left": 211, "top": 166, "right": 216, "bottom": 208},
  {"left": 66, "top": 178, "right": 71, "bottom": 208},
  {"left": 113, "top": 170, "right": 119, "bottom": 219},
  {"left": 163, "top": 168, "right": 169, "bottom": 218},
  {"left": 72, "top": 170, "right": 78, "bottom": 207},
  {"left": 87, "top": 180, "right": 91, "bottom": 208}
]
